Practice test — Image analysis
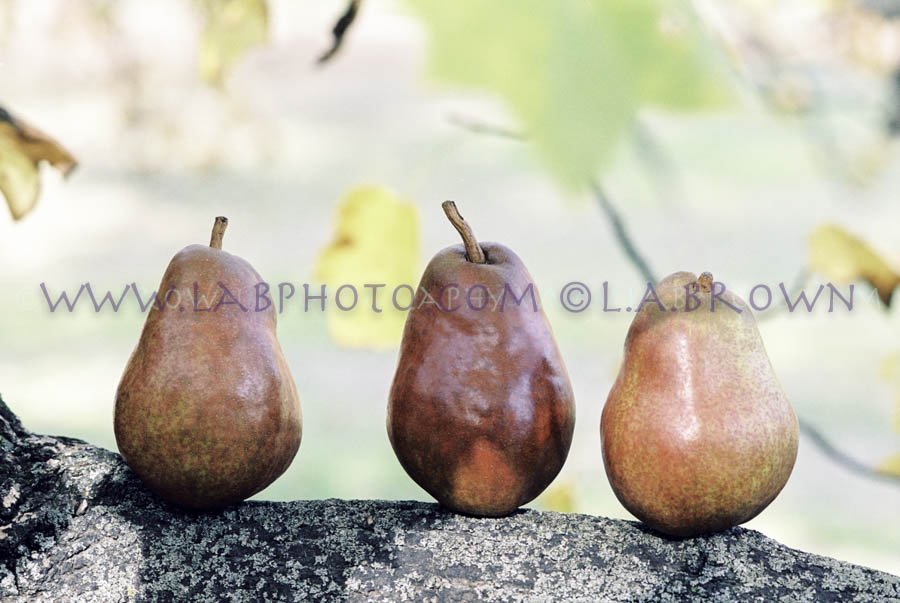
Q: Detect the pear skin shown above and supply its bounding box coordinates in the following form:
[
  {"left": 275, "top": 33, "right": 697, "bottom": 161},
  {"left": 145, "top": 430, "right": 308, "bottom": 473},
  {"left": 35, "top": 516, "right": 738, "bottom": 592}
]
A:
[
  {"left": 387, "top": 202, "right": 575, "bottom": 517},
  {"left": 601, "top": 271, "right": 798, "bottom": 537},
  {"left": 114, "top": 217, "right": 301, "bottom": 509}
]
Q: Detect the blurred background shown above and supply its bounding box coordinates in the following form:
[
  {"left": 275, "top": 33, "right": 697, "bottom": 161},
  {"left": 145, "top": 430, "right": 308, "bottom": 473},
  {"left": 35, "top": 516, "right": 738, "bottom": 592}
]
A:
[{"left": 1, "top": 0, "right": 900, "bottom": 575}]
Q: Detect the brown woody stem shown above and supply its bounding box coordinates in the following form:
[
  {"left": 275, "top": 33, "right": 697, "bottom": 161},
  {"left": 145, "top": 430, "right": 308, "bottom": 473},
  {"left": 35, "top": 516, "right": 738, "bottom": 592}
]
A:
[
  {"left": 442, "top": 201, "right": 485, "bottom": 264},
  {"left": 210, "top": 216, "right": 228, "bottom": 249},
  {"left": 698, "top": 271, "right": 713, "bottom": 293}
]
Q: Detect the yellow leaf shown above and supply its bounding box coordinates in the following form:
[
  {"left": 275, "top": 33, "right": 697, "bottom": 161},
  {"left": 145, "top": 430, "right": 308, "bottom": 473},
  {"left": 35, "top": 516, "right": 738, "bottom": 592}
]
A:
[
  {"left": 315, "top": 186, "right": 419, "bottom": 348},
  {"left": 0, "top": 108, "right": 77, "bottom": 221},
  {"left": 197, "top": 0, "right": 268, "bottom": 85},
  {"left": 534, "top": 480, "right": 577, "bottom": 514},
  {"left": 808, "top": 224, "right": 900, "bottom": 306},
  {"left": 879, "top": 352, "right": 900, "bottom": 381},
  {"left": 879, "top": 454, "right": 900, "bottom": 478},
  {"left": 879, "top": 353, "right": 900, "bottom": 433}
]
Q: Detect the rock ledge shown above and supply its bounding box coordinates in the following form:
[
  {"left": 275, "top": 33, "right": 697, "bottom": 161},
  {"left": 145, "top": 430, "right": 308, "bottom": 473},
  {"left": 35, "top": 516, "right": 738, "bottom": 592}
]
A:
[{"left": 1, "top": 396, "right": 898, "bottom": 602}]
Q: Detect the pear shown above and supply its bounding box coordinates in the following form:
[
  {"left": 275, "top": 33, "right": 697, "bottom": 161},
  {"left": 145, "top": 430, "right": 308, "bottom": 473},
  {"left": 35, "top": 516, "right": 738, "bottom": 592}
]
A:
[
  {"left": 114, "top": 217, "right": 301, "bottom": 509},
  {"left": 387, "top": 201, "right": 575, "bottom": 517},
  {"left": 601, "top": 271, "right": 798, "bottom": 537}
]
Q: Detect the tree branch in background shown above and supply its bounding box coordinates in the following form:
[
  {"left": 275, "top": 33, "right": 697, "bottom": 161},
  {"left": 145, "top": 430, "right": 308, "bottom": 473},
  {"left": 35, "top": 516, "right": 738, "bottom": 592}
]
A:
[
  {"left": 589, "top": 180, "right": 657, "bottom": 285},
  {"left": 446, "top": 112, "right": 524, "bottom": 140},
  {"left": 861, "top": 0, "right": 900, "bottom": 19},
  {"left": 317, "top": 0, "right": 362, "bottom": 65},
  {"left": 447, "top": 110, "right": 900, "bottom": 487},
  {"left": 889, "top": 67, "right": 900, "bottom": 136},
  {"left": 800, "top": 420, "right": 900, "bottom": 483},
  {"left": 631, "top": 119, "right": 684, "bottom": 205}
]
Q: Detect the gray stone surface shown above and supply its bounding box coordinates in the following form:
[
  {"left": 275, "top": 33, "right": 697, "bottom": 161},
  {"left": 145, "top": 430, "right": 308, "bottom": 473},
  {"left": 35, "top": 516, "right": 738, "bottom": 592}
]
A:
[{"left": 1, "top": 395, "right": 898, "bottom": 602}]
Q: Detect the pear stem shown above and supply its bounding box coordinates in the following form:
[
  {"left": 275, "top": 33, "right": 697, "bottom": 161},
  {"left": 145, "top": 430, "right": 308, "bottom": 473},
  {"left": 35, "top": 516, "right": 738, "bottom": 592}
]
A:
[
  {"left": 442, "top": 201, "right": 485, "bottom": 264},
  {"left": 209, "top": 216, "right": 228, "bottom": 249},
  {"left": 698, "top": 271, "right": 713, "bottom": 293}
]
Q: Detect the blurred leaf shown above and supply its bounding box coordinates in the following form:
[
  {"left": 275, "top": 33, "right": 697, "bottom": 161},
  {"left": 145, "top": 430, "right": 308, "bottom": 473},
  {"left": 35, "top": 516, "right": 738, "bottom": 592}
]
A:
[
  {"left": 880, "top": 352, "right": 900, "bottom": 381},
  {"left": 535, "top": 480, "right": 577, "bottom": 513},
  {"left": 848, "top": 138, "right": 892, "bottom": 183},
  {"left": 0, "top": 107, "right": 77, "bottom": 221},
  {"left": 841, "top": 7, "right": 900, "bottom": 73},
  {"left": 879, "top": 454, "right": 900, "bottom": 477},
  {"left": 318, "top": 0, "right": 363, "bottom": 64},
  {"left": 860, "top": 0, "right": 900, "bottom": 18},
  {"left": 315, "top": 186, "right": 419, "bottom": 348},
  {"left": 808, "top": 224, "right": 900, "bottom": 306},
  {"left": 197, "top": 0, "right": 267, "bottom": 85},
  {"left": 880, "top": 353, "right": 900, "bottom": 433},
  {"left": 405, "top": 0, "right": 730, "bottom": 190}
]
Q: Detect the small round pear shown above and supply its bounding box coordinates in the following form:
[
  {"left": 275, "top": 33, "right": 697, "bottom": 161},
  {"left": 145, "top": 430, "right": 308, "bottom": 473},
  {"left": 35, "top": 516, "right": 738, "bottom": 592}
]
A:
[{"left": 601, "top": 271, "right": 798, "bottom": 537}]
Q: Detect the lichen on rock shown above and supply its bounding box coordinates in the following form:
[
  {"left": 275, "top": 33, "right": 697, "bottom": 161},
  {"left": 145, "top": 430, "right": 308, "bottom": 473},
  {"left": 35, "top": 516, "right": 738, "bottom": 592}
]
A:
[{"left": 1, "top": 394, "right": 898, "bottom": 602}]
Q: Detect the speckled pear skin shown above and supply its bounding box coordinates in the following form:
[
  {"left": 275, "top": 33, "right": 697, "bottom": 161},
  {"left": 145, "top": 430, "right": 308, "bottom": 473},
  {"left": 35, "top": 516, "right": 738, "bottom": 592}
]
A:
[
  {"left": 387, "top": 243, "right": 576, "bottom": 517},
  {"left": 114, "top": 243, "right": 301, "bottom": 510},
  {"left": 601, "top": 271, "right": 798, "bottom": 537}
]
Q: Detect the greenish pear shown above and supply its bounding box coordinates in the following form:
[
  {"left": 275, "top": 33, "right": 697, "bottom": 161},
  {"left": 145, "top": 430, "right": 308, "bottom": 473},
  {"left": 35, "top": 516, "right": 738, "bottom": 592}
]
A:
[{"left": 601, "top": 271, "right": 798, "bottom": 537}]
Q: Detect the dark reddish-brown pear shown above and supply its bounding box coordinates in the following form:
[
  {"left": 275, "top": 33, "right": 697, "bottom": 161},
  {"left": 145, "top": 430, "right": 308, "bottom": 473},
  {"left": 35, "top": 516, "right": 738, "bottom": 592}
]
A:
[
  {"left": 387, "top": 201, "right": 575, "bottom": 517},
  {"left": 114, "top": 217, "right": 301, "bottom": 510},
  {"left": 601, "top": 271, "right": 798, "bottom": 537}
]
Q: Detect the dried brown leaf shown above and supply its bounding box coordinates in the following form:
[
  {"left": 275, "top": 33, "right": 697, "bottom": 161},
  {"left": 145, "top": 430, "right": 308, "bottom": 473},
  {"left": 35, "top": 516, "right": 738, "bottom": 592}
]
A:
[
  {"left": 0, "top": 107, "right": 77, "bottom": 220},
  {"left": 808, "top": 224, "right": 900, "bottom": 306}
]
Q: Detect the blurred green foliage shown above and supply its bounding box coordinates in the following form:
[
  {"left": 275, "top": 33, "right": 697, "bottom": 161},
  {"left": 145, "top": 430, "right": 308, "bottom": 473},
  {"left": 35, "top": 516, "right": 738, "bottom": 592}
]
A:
[
  {"left": 405, "top": 0, "right": 730, "bottom": 190},
  {"left": 197, "top": 0, "right": 267, "bottom": 85}
]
